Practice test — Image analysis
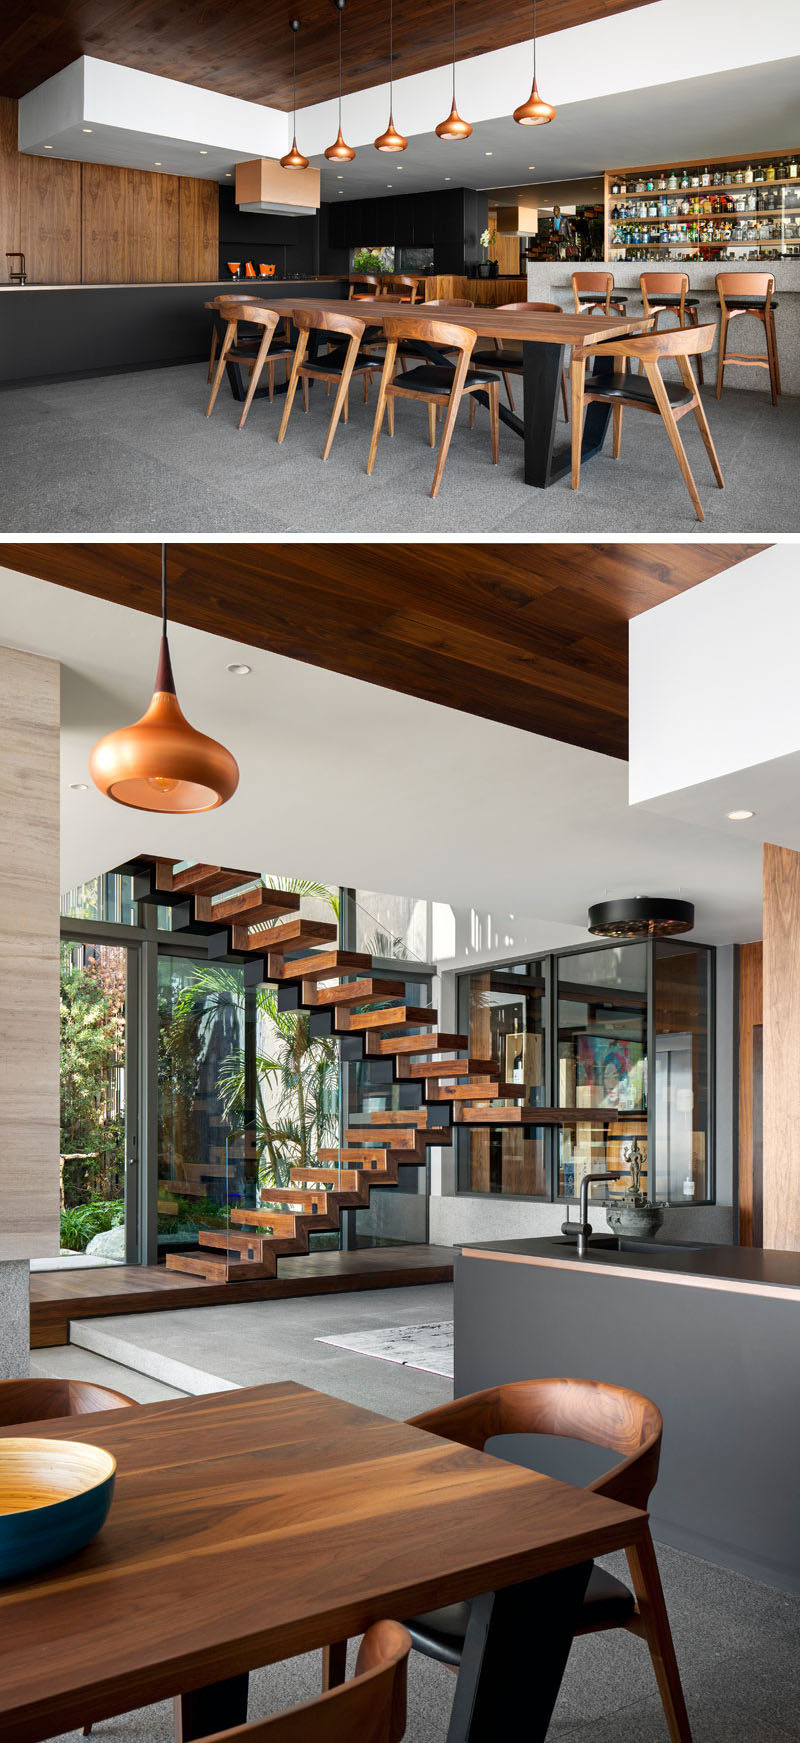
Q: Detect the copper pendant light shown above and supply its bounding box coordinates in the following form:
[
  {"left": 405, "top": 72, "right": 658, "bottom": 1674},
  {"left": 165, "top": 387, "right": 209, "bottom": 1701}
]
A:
[
  {"left": 435, "top": 0, "right": 472, "bottom": 140},
  {"left": 281, "top": 20, "right": 310, "bottom": 169},
  {"left": 374, "top": 0, "right": 408, "bottom": 152},
  {"left": 89, "top": 546, "right": 239, "bottom": 814},
  {"left": 325, "top": 0, "right": 356, "bottom": 161},
  {"left": 514, "top": 0, "right": 556, "bottom": 126}
]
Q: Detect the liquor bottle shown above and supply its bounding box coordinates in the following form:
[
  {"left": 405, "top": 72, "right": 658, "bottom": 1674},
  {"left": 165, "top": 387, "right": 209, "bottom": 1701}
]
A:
[
  {"left": 790, "top": 155, "right": 798, "bottom": 179},
  {"left": 766, "top": 160, "right": 776, "bottom": 181},
  {"left": 701, "top": 166, "right": 711, "bottom": 187},
  {"left": 744, "top": 163, "right": 754, "bottom": 183},
  {"left": 754, "top": 162, "right": 764, "bottom": 182},
  {"left": 668, "top": 170, "right": 678, "bottom": 190}
]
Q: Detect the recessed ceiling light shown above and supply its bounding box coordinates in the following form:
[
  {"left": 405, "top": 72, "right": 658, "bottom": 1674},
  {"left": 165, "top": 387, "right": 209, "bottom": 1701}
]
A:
[
  {"left": 337, "top": 174, "right": 343, "bottom": 178},
  {"left": 82, "top": 128, "right": 93, "bottom": 134},
  {"left": 444, "top": 176, "right": 451, "bottom": 181},
  {"left": 226, "top": 662, "right": 252, "bottom": 677},
  {"left": 386, "top": 183, "right": 393, "bottom": 187},
  {"left": 225, "top": 171, "right": 232, "bottom": 177},
  {"left": 154, "top": 161, "right": 162, "bottom": 167},
  {"left": 69, "top": 782, "right": 88, "bottom": 791},
  {"left": 199, "top": 149, "right": 208, "bottom": 155},
  {"left": 44, "top": 144, "right": 53, "bottom": 149},
  {"left": 485, "top": 150, "right": 493, "bottom": 156},
  {"left": 528, "top": 165, "right": 535, "bottom": 171},
  {"left": 727, "top": 809, "right": 755, "bottom": 821}
]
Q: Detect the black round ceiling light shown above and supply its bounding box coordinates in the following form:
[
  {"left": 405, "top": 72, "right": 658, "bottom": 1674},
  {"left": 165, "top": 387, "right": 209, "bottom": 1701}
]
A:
[{"left": 587, "top": 897, "right": 695, "bottom": 939}]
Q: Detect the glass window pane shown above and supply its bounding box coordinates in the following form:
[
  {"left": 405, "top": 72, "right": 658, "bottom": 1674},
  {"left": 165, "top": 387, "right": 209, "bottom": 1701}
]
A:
[
  {"left": 653, "top": 941, "right": 712, "bottom": 1204},
  {"left": 157, "top": 956, "right": 244, "bottom": 1256},
  {"left": 57, "top": 939, "right": 130, "bottom": 1267},
  {"left": 456, "top": 960, "right": 548, "bottom": 1197},
  {"left": 556, "top": 944, "right": 648, "bottom": 1201}
]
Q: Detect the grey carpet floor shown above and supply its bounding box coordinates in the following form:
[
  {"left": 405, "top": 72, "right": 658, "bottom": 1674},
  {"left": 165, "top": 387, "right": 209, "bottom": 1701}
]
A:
[
  {"left": 33, "top": 1282, "right": 800, "bottom": 1741},
  {"left": 0, "top": 362, "right": 795, "bottom": 533}
]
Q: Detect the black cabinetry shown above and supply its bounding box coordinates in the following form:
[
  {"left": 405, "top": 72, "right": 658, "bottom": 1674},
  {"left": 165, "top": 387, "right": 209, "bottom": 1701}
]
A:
[{"left": 322, "top": 186, "right": 489, "bottom": 272}]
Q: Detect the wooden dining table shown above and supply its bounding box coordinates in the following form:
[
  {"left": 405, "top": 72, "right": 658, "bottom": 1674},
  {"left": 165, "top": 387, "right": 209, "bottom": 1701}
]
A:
[
  {"left": 0, "top": 1383, "right": 647, "bottom": 1743},
  {"left": 222, "top": 296, "right": 651, "bottom": 489}
]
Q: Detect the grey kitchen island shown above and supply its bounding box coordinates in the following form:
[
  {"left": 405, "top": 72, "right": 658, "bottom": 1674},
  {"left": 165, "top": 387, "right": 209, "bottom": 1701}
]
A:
[{"left": 455, "top": 1235, "right": 800, "bottom": 1593}]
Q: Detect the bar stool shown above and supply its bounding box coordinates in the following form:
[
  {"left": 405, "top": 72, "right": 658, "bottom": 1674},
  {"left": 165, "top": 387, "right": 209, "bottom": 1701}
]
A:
[
  {"left": 385, "top": 275, "right": 422, "bottom": 303},
  {"left": 572, "top": 271, "right": 628, "bottom": 316},
  {"left": 323, "top": 1378, "right": 691, "bottom": 1743},
  {"left": 349, "top": 274, "right": 382, "bottom": 300},
  {"left": 367, "top": 313, "right": 500, "bottom": 499},
  {"left": 278, "top": 307, "right": 379, "bottom": 460},
  {"left": 570, "top": 322, "right": 721, "bottom": 521},
  {"left": 470, "top": 301, "right": 570, "bottom": 420},
  {"left": 206, "top": 301, "right": 286, "bottom": 430},
  {"left": 715, "top": 273, "right": 780, "bottom": 404},
  {"left": 640, "top": 273, "right": 703, "bottom": 386}
]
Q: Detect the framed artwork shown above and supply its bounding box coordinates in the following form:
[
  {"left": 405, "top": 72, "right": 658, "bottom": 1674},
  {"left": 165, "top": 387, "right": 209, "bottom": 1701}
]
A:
[{"left": 575, "top": 1036, "right": 645, "bottom": 1111}]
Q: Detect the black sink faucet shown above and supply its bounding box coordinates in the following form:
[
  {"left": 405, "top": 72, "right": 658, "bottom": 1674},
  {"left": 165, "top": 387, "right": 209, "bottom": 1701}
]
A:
[
  {"left": 6, "top": 252, "right": 26, "bottom": 285},
  {"left": 563, "top": 1170, "right": 625, "bottom": 1259}
]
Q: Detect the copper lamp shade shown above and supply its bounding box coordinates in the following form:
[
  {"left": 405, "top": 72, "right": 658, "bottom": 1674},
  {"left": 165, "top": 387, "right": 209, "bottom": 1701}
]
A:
[
  {"left": 281, "top": 21, "right": 309, "bottom": 169},
  {"left": 89, "top": 547, "right": 239, "bottom": 814},
  {"left": 435, "top": 100, "right": 472, "bottom": 141},
  {"left": 375, "top": 116, "right": 408, "bottom": 152},
  {"left": 513, "top": 78, "right": 556, "bottom": 125},
  {"left": 325, "top": 126, "right": 356, "bottom": 162},
  {"left": 280, "top": 136, "right": 310, "bottom": 169}
]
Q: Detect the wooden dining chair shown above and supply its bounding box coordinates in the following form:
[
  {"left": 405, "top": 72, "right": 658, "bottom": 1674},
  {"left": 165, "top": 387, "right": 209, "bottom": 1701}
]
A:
[
  {"left": 277, "top": 307, "right": 379, "bottom": 461},
  {"left": 206, "top": 302, "right": 288, "bottom": 430},
  {"left": 324, "top": 1380, "right": 689, "bottom": 1743},
  {"left": 385, "top": 275, "right": 421, "bottom": 303},
  {"left": 572, "top": 271, "right": 628, "bottom": 316},
  {"left": 715, "top": 273, "right": 780, "bottom": 404},
  {"left": 396, "top": 299, "right": 474, "bottom": 374},
  {"left": 570, "top": 323, "right": 722, "bottom": 521},
  {"left": 210, "top": 1622, "right": 410, "bottom": 1743},
  {"left": 0, "top": 1377, "right": 134, "bottom": 1425},
  {"left": 640, "top": 273, "right": 703, "bottom": 385},
  {"left": 470, "top": 301, "right": 570, "bottom": 419},
  {"left": 366, "top": 313, "right": 500, "bottom": 499},
  {"left": 205, "top": 295, "right": 255, "bottom": 383}
]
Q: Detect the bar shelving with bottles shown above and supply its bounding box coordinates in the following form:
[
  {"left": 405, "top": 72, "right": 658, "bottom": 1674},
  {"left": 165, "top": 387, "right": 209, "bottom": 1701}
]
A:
[{"left": 604, "top": 150, "right": 800, "bottom": 262}]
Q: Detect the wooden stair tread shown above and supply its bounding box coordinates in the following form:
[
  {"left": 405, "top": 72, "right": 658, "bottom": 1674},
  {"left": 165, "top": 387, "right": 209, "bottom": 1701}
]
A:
[
  {"left": 304, "top": 978, "right": 406, "bottom": 1009},
  {"left": 234, "top": 1197, "right": 329, "bottom": 1221},
  {"left": 196, "top": 889, "right": 301, "bottom": 925},
  {"left": 369, "top": 1031, "right": 468, "bottom": 1056},
  {"left": 318, "top": 1147, "right": 394, "bottom": 1165},
  {"left": 432, "top": 1082, "right": 503, "bottom": 1101},
  {"left": 271, "top": 949, "right": 372, "bottom": 983},
  {"left": 234, "top": 917, "right": 338, "bottom": 954},
  {"left": 288, "top": 1167, "right": 377, "bottom": 1191},
  {"left": 367, "top": 1109, "right": 429, "bottom": 1127},
  {"left": 166, "top": 863, "right": 260, "bottom": 897},
  {"left": 399, "top": 1057, "right": 497, "bottom": 1078},
  {"left": 338, "top": 1005, "right": 437, "bottom": 1033},
  {"left": 346, "top": 1125, "right": 449, "bottom": 1148},
  {"left": 165, "top": 1252, "right": 277, "bottom": 1280}
]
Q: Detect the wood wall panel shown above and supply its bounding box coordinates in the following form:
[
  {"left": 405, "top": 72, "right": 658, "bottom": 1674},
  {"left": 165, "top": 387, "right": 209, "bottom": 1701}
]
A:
[
  {"left": 0, "top": 96, "right": 20, "bottom": 266},
  {"left": 179, "top": 178, "right": 219, "bottom": 283},
  {"left": 81, "top": 161, "right": 126, "bottom": 283},
  {"left": 763, "top": 842, "right": 800, "bottom": 1252},
  {"left": 0, "top": 543, "right": 767, "bottom": 759},
  {"left": 19, "top": 153, "right": 81, "bottom": 284},
  {"left": 0, "top": 646, "right": 60, "bottom": 1260},
  {"left": 127, "top": 170, "right": 180, "bottom": 283},
  {"left": 738, "top": 941, "right": 763, "bottom": 1248}
]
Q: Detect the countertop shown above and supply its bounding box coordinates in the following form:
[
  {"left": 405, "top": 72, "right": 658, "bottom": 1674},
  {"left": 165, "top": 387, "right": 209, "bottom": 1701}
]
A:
[
  {"left": 459, "top": 1235, "right": 800, "bottom": 1299},
  {"left": 0, "top": 276, "right": 347, "bottom": 293}
]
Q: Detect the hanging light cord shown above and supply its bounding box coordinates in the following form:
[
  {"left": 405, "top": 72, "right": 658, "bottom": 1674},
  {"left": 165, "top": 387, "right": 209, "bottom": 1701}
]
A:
[
  {"left": 451, "top": 0, "right": 456, "bottom": 104},
  {"left": 532, "top": 0, "right": 538, "bottom": 82},
  {"left": 388, "top": 0, "right": 394, "bottom": 111},
  {"left": 161, "top": 543, "right": 167, "bottom": 636},
  {"left": 338, "top": 8, "right": 343, "bottom": 125}
]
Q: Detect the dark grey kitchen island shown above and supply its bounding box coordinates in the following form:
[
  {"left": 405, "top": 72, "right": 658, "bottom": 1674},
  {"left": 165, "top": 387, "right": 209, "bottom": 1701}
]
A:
[{"left": 455, "top": 1235, "right": 800, "bottom": 1593}]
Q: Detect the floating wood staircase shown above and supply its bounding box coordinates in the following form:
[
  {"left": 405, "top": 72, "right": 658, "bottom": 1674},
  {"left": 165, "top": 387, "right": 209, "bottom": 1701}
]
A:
[{"left": 114, "top": 854, "right": 558, "bottom": 1284}]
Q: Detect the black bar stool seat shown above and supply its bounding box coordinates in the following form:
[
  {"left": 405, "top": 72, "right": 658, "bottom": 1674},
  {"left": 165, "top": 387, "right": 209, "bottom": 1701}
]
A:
[{"left": 398, "top": 362, "right": 500, "bottom": 392}]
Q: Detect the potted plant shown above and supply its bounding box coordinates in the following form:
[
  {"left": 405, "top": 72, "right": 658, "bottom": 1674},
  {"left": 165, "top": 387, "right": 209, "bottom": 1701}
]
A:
[
  {"left": 605, "top": 1138, "right": 665, "bottom": 1242},
  {"left": 477, "top": 224, "right": 497, "bottom": 278}
]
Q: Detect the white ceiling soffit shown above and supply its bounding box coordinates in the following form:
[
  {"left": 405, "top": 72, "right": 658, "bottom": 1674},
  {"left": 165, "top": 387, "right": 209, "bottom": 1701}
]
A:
[
  {"left": 17, "top": 56, "right": 288, "bottom": 180},
  {"left": 0, "top": 563, "right": 763, "bottom": 947},
  {"left": 629, "top": 546, "right": 800, "bottom": 856}
]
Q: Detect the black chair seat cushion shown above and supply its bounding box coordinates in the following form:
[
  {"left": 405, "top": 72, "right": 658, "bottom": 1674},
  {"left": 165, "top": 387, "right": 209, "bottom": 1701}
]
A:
[
  {"left": 719, "top": 297, "right": 779, "bottom": 310},
  {"left": 308, "top": 343, "right": 377, "bottom": 375},
  {"left": 589, "top": 371, "right": 692, "bottom": 408},
  {"left": 396, "top": 362, "right": 499, "bottom": 392},
  {"left": 406, "top": 1565, "right": 635, "bottom": 1667},
  {"left": 578, "top": 292, "right": 628, "bottom": 304},
  {"left": 648, "top": 295, "right": 700, "bottom": 307}
]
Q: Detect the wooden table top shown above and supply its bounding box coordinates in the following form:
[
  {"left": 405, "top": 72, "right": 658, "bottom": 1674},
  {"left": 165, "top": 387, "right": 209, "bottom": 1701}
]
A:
[
  {"left": 258, "top": 297, "right": 649, "bottom": 347},
  {"left": 0, "top": 1383, "right": 645, "bottom": 1740}
]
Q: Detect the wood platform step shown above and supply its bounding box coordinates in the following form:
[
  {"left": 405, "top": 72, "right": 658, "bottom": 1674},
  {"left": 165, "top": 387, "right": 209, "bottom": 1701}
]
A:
[
  {"left": 242, "top": 1195, "right": 331, "bottom": 1218},
  {"left": 271, "top": 949, "right": 373, "bottom": 984},
  {"left": 288, "top": 1167, "right": 379, "bottom": 1192},
  {"left": 162, "top": 863, "right": 259, "bottom": 898},
  {"left": 196, "top": 889, "right": 301, "bottom": 926},
  {"left": 337, "top": 1005, "right": 437, "bottom": 1034},
  {"left": 398, "top": 1057, "right": 498, "bottom": 1079},
  {"left": 165, "top": 1252, "right": 277, "bottom": 1281},
  {"left": 346, "top": 1125, "right": 450, "bottom": 1149},
  {"left": 198, "top": 1229, "right": 278, "bottom": 1260},
  {"left": 304, "top": 978, "right": 406, "bottom": 1009},
  {"left": 431, "top": 1081, "right": 503, "bottom": 1101},
  {"left": 233, "top": 917, "right": 339, "bottom": 954},
  {"left": 317, "top": 1148, "right": 395, "bottom": 1168},
  {"left": 369, "top": 1031, "right": 468, "bottom": 1056},
  {"left": 367, "top": 1109, "right": 430, "bottom": 1127}
]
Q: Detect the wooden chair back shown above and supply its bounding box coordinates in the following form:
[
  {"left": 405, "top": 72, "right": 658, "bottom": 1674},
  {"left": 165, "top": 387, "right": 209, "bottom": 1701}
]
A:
[
  {"left": 202, "top": 1621, "right": 410, "bottom": 1743},
  {"left": 381, "top": 313, "right": 476, "bottom": 363},
  {"left": 716, "top": 272, "right": 774, "bottom": 312},
  {"left": 498, "top": 301, "right": 562, "bottom": 313},
  {"left": 409, "top": 1377, "right": 662, "bottom": 1512},
  {"left": 349, "top": 275, "right": 381, "bottom": 299},
  {"left": 0, "top": 1378, "right": 134, "bottom": 1427},
  {"left": 205, "top": 295, "right": 258, "bottom": 310},
  {"left": 640, "top": 273, "right": 689, "bottom": 318},
  {"left": 572, "top": 271, "right": 614, "bottom": 313},
  {"left": 292, "top": 306, "right": 366, "bottom": 342},
  {"left": 579, "top": 322, "right": 715, "bottom": 365},
  {"left": 385, "top": 275, "right": 419, "bottom": 301},
  {"left": 216, "top": 300, "right": 279, "bottom": 331}
]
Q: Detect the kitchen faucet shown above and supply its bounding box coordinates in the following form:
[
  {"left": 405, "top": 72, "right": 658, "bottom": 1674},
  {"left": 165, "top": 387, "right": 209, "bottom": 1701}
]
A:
[
  {"left": 563, "top": 1170, "right": 627, "bottom": 1258},
  {"left": 6, "top": 252, "right": 26, "bottom": 285}
]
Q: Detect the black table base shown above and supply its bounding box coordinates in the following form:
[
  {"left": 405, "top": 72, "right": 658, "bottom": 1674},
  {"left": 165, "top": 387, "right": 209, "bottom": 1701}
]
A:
[{"left": 446, "top": 1561, "right": 593, "bottom": 1742}]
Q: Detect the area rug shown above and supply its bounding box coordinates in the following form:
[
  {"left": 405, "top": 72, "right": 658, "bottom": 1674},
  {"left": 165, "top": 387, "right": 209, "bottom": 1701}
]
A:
[{"left": 316, "top": 1321, "right": 454, "bottom": 1378}]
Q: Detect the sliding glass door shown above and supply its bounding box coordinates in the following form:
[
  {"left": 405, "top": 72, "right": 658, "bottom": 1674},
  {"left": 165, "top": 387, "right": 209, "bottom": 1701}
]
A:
[{"left": 57, "top": 938, "right": 138, "bottom": 1268}]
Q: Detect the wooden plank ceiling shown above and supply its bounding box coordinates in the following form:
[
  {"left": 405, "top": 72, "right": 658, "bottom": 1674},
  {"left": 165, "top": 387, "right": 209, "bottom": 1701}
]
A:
[
  {"left": 1, "top": 542, "right": 763, "bottom": 760},
  {"left": 0, "top": 1, "right": 651, "bottom": 107}
]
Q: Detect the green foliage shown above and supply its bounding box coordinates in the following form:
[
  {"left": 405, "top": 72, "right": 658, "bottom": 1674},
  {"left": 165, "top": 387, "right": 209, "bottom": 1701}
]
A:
[
  {"left": 60, "top": 1197, "right": 124, "bottom": 1252},
  {"left": 353, "top": 249, "right": 385, "bottom": 275},
  {"left": 60, "top": 945, "right": 125, "bottom": 1208}
]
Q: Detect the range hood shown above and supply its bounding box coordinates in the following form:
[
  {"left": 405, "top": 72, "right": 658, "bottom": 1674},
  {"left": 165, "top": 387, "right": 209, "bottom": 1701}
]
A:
[
  {"left": 236, "top": 159, "right": 321, "bottom": 217},
  {"left": 495, "top": 200, "right": 538, "bottom": 235}
]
